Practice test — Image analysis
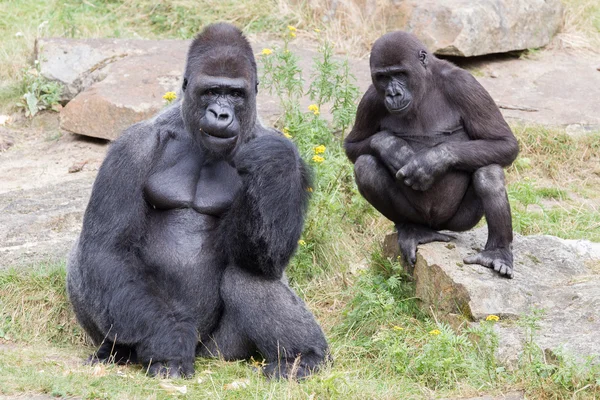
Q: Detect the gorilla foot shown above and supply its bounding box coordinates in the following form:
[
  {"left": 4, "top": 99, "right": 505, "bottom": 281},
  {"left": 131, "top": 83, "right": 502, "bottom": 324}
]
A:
[
  {"left": 464, "top": 247, "right": 513, "bottom": 278},
  {"left": 86, "top": 341, "right": 137, "bottom": 365},
  {"left": 263, "top": 357, "right": 322, "bottom": 381},
  {"left": 396, "top": 223, "right": 454, "bottom": 266},
  {"left": 146, "top": 359, "right": 195, "bottom": 379}
]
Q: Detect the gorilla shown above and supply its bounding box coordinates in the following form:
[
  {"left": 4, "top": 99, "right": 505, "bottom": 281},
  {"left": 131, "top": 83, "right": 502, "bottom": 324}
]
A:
[
  {"left": 67, "top": 23, "right": 329, "bottom": 379},
  {"left": 344, "top": 31, "right": 519, "bottom": 278}
]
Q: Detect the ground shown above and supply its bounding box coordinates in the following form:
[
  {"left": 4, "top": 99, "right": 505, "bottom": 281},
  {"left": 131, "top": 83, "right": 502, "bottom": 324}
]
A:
[{"left": 1, "top": 32, "right": 599, "bottom": 399}]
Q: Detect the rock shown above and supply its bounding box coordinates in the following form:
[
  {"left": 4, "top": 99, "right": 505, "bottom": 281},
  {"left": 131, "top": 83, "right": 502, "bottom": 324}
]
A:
[
  {"left": 393, "top": 0, "right": 563, "bottom": 57},
  {"left": 35, "top": 38, "right": 186, "bottom": 102},
  {"left": 55, "top": 40, "right": 186, "bottom": 141},
  {"left": 386, "top": 227, "right": 600, "bottom": 363}
]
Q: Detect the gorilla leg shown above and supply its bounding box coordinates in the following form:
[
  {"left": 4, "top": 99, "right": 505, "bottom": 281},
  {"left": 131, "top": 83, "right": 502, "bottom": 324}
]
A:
[
  {"left": 354, "top": 154, "right": 453, "bottom": 266},
  {"left": 88, "top": 341, "right": 137, "bottom": 365},
  {"left": 462, "top": 164, "right": 514, "bottom": 278},
  {"left": 215, "top": 265, "right": 329, "bottom": 380}
]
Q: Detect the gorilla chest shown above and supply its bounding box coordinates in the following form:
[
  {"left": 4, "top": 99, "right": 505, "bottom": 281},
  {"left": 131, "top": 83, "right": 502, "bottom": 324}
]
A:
[
  {"left": 145, "top": 150, "right": 242, "bottom": 217},
  {"left": 380, "top": 109, "right": 464, "bottom": 151}
]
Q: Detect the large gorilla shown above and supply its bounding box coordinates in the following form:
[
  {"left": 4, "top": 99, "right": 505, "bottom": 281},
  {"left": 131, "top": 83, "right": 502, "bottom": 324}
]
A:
[
  {"left": 345, "top": 31, "right": 519, "bottom": 278},
  {"left": 67, "top": 23, "right": 328, "bottom": 379}
]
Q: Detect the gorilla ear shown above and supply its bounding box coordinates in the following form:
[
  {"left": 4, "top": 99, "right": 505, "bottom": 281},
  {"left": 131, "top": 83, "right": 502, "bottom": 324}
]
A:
[
  {"left": 419, "top": 50, "right": 428, "bottom": 68},
  {"left": 182, "top": 77, "right": 188, "bottom": 92}
]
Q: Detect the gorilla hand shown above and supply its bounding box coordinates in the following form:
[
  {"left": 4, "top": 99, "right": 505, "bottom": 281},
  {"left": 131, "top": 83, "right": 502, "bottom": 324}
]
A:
[
  {"left": 370, "top": 131, "right": 414, "bottom": 176},
  {"left": 396, "top": 145, "right": 455, "bottom": 191}
]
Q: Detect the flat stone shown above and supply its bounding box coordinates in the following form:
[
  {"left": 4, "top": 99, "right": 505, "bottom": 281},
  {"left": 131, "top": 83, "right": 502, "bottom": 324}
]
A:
[
  {"left": 393, "top": 0, "right": 563, "bottom": 57},
  {"left": 385, "top": 227, "right": 600, "bottom": 363}
]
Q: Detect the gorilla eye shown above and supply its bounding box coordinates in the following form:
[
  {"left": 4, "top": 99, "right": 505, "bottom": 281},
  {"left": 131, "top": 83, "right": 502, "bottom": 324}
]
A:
[{"left": 231, "top": 90, "right": 245, "bottom": 98}]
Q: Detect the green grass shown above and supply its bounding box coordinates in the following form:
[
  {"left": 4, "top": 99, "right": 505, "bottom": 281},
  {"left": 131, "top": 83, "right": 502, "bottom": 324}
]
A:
[
  {"left": 506, "top": 124, "right": 600, "bottom": 241},
  {"left": 2, "top": 1, "right": 600, "bottom": 398}
]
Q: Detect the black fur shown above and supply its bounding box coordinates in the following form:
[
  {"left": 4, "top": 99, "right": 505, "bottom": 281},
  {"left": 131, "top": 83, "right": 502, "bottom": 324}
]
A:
[
  {"left": 345, "top": 31, "right": 519, "bottom": 278},
  {"left": 67, "top": 23, "right": 328, "bottom": 380}
]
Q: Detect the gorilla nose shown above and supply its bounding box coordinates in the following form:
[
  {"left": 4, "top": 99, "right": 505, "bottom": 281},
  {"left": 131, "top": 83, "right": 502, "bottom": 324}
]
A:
[{"left": 207, "top": 105, "right": 233, "bottom": 127}]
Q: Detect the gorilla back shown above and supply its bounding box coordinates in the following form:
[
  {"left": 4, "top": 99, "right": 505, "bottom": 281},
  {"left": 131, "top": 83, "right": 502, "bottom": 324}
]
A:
[{"left": 67, "top": 23, "right": 328, "bottom": 380}]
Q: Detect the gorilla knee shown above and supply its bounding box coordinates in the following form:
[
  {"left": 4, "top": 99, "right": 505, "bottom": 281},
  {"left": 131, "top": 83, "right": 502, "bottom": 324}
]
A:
[
  {"left": 354, "top": 155, "right": 382, "bottom": 192},
  {"left": 473, "top": 164, "right": 506, "bottom": 197}
]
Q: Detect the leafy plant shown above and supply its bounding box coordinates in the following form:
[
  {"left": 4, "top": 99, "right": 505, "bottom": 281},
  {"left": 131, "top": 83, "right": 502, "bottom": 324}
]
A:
[{"left": 15, "top": 61, "right": 62, "bottom": 117}]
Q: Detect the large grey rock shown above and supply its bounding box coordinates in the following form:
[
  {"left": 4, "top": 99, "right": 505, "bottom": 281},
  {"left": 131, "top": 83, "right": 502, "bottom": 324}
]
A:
[
  {"left": 394, "top": 0, "right": 563, "bottom": 57},
  {"left": 384, "top": 227, "right": 600, "bottom": 363},
  {"left": 35, "top": 38, "right": 186, "bottom": 102}
]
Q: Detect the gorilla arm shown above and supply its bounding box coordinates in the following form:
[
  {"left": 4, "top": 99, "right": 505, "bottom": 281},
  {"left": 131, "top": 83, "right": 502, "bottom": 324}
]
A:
[
  {"left": 397, "top": 70, "right": 519, "bottom": 191},
  {"left": 72, "top": 124, "right": 197, "bottom": 363},
  {"left": 217, "top": 133, "right": 311, "bottom": 280},
  {"left": 344, "top": 86, "right": 414, "bottom": 174}
]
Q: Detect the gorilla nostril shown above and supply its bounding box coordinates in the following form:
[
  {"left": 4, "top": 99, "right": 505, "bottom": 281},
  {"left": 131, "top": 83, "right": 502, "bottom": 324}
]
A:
[{"left": 218, "top": 113, "right": 230, "bottom": 121}]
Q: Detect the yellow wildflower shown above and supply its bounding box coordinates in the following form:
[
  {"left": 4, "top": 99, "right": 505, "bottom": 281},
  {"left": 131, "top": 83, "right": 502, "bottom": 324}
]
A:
[
  {"left": 298, "top": 239, "right": 306, "bottom": 246},
  {"left": 314, "top": 28, "right": 321, "bottom": 33},
  {"left": 261, "top": 48, "right": 273, "bottom": 56},
  {"left": 306, "top": 187, "right": 313, "bottom": 192},
  {"left": 162, "top": 91, "right": 177, "bottom": 102},
  {"left": 312, "top": 155, "right": 324, "bottom": 163},
  {"left": 392, "top": 326, "right": 404, "bottom": 331},
  {"left": 314, "top": 145, "right": 326, "bottom": 154},
  {"left": 283, "top": 132, "right": 292, "bottom": 139},
  {"left": 308, "top": 104, "right": 320, "bottom": 115},
  {"left": 287, "top": 25, "right": 297, "bottom": 32},
  {"left": 289, "top": 31, "right": 296, "bottom": 38},
  {"left": 486, "top": 315, "right": 500, "bottom": 322},
  {"left": 429, "top": 329, "right": 441, "bottom": 335}
]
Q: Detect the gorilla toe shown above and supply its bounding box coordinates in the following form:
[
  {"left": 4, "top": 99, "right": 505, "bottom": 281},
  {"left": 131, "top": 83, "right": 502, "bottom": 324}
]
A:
[
  {"left": 464, "top": 248, "right": 513, "bottom": 278},
  {"left": 146, "top": 360, "right": 195, "bottom": 379}
]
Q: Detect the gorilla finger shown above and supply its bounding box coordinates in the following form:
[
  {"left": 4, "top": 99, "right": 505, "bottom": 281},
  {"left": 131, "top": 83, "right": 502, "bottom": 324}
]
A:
[
  {"left": 404, "top": 178, "right": 413, "bottom": 186},
  {"left": 396, "top": 168, "right": 406, "bottom": 179}
]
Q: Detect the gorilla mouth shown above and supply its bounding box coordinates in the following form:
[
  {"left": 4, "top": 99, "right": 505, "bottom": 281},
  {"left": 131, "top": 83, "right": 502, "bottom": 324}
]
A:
[
  {"left": 200, "top": 128, "right": 238, "bottom": 140},
  {"left": 388, "top": 100, "right": 411, "bottom": 113}
]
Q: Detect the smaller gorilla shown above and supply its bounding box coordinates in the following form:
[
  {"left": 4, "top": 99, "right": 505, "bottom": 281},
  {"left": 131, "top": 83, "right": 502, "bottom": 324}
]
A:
[
  {"left": 67, "top": 23, "right": 328, "bottom": 379},
  {"left": 345, "top": 31, "right": 519, "bottom": 278}
]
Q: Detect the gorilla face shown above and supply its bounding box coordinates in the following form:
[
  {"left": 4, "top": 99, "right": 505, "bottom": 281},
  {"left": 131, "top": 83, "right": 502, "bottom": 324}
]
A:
[
  {"left": 372, "top": 69, "right": 414, "bottom": 114},
  {"left": 181, "top": 23, "right": 258, "bottom": 159},
  {"left": 182, "top": 73, "right": 254, "bottom": 157},
  {"left": 369, "top": 31, "right": 430, "bottom": 115}
]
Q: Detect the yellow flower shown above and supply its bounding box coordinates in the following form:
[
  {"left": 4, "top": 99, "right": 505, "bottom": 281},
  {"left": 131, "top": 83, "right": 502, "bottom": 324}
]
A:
[
  {"left": 283, "top": 132, "right": 292, "bottom": 139},
  {"left": 314, "top": 145, "right": 326, "bottom": 154},
  {"left": 306, "top": 187, "right": 313, "bottom": 192},
  {"left": 162, "top": 91, "right": 177, "bottom": 102},
  {"left": 289, "top": 31, "right": 296, "bottom": 38},
  {"left": 312, "top": 155, "right": 324, "bottom": 163},
  {"left": 308, "top": 104, "right": 320, "bottom": 115},
  {"left": 287, "top": 25, "right": 297, "bottom": 32},
  {"left": 429, "top": 329, "right": 441, "bottom": 335},
  {"left": 298, "top": 239, "right": 306, "bottom": 246},
  {"left": 314, "top": 28, "right": 321, "bottom": 33},
  {"left": 261, "top": 48, "right": 273, "bottom": 56},
  {"left": 392, "top": 326, "right": 404, "bottom": 331},
  {"left": 486, "top": 315, "right": 500, "bottom": 322}
]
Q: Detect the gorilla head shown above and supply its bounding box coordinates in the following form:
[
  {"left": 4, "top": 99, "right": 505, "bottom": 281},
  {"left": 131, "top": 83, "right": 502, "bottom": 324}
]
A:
[
  {"left": 181, "top": 23, "right": 258, "bottom": 158},
  {"left": 369, "top": 31, "right": 430, "bottom": 115}
]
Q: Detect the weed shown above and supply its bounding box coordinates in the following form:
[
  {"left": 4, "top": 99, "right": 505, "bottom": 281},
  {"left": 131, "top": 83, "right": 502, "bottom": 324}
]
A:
[{"left": 15, "top": 62, "right": 62, "bottom": 118}]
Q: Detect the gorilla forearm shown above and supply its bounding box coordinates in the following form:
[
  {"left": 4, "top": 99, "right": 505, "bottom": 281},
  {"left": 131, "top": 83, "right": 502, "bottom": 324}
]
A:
[
  {"left": 440, "top": 137, "right": 519, "bottom": 171},
  {"left": 217, "top": 134, "right": 311, "bottom": 279}
]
